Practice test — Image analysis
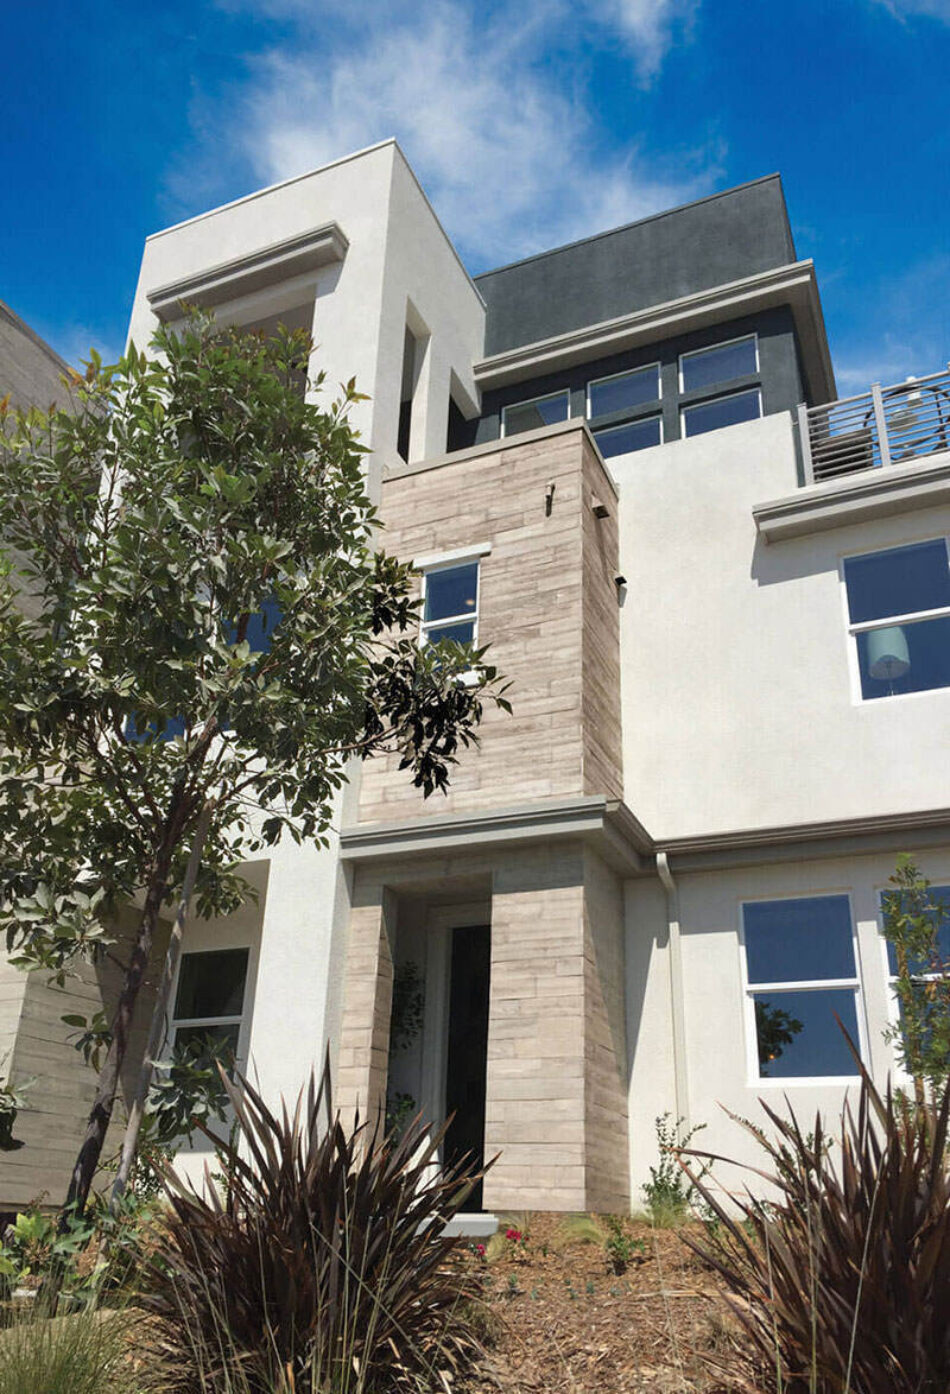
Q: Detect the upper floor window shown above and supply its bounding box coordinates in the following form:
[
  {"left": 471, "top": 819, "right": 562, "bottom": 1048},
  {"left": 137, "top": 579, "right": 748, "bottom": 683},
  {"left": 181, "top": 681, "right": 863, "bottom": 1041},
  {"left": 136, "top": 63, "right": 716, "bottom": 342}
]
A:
[
  {"left": 741, "top": 895, "right": 863, "bottom": 1082},
  {"left": 593, "top": 416, "right": 662, "bottom": 459},
  {"left": 501, "top": 390, "right": 570, "bottom": 438},
  {"left": 172, "top": 947, "right": 250, "bottom": 1065},
  {"left": 682, "top": 387, "right": 761, "bottom": 438},
  {"left": 843, "top": 540, "right": 950, "bottom": 701},
  {"left": 680, "top": 334, "right": 758, "bottom": 393},
  {"left": 421, "top": 560, "right": 479, "bottom": 646},
  {"left": 588, "top": 364, "right": 660, "bottom": 418}
]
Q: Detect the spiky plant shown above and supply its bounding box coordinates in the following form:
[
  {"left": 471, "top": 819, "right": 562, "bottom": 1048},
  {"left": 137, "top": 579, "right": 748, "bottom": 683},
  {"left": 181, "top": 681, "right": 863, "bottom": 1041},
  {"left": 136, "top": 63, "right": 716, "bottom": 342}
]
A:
[
  {"left": 682, "top": 1049, "right": 950, "bottom": 1393},
  {"left": 142, "top": 1061, "right": 487, "bottom": 1393}
]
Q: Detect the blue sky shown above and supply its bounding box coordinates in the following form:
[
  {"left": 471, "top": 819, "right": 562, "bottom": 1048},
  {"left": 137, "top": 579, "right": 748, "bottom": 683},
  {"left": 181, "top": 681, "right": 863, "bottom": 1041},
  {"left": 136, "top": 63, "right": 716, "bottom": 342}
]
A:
[{"left": 3, "top": 0, "right": 948, "bottom": 393}]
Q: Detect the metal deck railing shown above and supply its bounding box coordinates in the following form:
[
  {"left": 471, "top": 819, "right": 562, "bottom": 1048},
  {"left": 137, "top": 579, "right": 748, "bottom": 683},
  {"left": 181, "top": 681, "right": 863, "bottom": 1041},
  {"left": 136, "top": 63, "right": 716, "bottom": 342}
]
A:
[{"left": 799, "top": 367, "right": 950, "bottom": 485}]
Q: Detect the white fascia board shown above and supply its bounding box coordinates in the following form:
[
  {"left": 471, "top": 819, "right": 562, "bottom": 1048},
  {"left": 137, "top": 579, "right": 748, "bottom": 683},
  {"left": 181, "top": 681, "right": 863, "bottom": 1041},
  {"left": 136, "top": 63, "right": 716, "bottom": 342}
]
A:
[
  {"left": 474, "top": 261, "right": 836, "bottom": 405},
  {"left": 754, "top": 449, "right": 950, "bottom": 543}
]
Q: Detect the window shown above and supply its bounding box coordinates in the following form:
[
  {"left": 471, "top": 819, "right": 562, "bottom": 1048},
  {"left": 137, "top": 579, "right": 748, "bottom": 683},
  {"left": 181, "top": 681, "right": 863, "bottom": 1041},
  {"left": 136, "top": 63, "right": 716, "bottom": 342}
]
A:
[
  {"left": 881, "top": 883, "right": 950, "bottom": 1067},
  {"left": 171, "top": 948, "right": 250, "bottom": 1064},
  {"left": 680, "top": 335, "right": 757, "bottom": 393},
  {"left": 588, "top": 364, "right": 660, "bottom": 418},
  {"left": 501, "top": 390, "right": 570, "bottom": 438},
  {"left": 593, "top": 416, "right": 662, "bottom": 459},
  {"left": 741, "top": 896, "right": 863, "bottom": 1081},
  {"left": 682, "top": 388, "right": 761, "bottom": 438},
  {"left": 844, "top": 540, "right": 950, "bottom": 700},
  {"left": 421, "top": 560, "right": 479, "bottom": 646}
]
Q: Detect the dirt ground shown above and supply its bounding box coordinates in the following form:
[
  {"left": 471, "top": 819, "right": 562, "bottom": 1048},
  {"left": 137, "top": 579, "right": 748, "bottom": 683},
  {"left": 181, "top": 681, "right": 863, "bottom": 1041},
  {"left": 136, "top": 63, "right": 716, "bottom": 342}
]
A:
[{"left": 457, "top": 1213, "right": 742, "bottom": 1394}]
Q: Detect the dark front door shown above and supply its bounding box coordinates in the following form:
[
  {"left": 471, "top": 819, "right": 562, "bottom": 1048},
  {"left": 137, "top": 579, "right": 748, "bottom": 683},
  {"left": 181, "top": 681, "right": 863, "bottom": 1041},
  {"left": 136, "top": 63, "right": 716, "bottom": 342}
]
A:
[{"left": 443, "top": 924, "right": 491, "bottom": 1211}]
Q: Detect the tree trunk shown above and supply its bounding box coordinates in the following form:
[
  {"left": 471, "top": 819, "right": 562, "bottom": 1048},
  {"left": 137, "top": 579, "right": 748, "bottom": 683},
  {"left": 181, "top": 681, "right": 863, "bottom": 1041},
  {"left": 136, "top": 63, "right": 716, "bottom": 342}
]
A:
[
  {"left": 110, "top": 803, "right": 212, "bottom": 1214},
  {"left": 61, "top": 850, "right": 173, "bottom": 1221}
]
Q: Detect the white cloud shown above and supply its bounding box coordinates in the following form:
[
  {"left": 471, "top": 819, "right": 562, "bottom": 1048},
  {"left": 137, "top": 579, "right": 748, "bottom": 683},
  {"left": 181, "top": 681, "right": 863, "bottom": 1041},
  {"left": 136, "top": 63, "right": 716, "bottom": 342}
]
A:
[
  {"left": 592, "top": 0, "right": 699, "bottom": 81},
  {"left": 185, "top": 0, "right": 718, "bottom": 269},
  {"left": 874, "top": 0, "right": 950, "bottom": 18}
]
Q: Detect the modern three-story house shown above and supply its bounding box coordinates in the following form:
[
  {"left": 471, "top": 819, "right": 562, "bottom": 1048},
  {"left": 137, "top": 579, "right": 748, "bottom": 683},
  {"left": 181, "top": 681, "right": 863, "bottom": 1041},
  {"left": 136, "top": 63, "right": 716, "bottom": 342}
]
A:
[{"left": 3, "top": 138, "right": 949, "bottom": 1215}]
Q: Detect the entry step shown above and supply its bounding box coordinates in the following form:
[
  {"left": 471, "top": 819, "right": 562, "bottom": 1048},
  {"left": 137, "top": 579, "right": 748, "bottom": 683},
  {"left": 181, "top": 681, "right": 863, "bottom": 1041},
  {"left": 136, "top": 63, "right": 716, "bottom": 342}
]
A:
[{"left": 443, "top": 1213, "right": 499, "bottom": 1239}]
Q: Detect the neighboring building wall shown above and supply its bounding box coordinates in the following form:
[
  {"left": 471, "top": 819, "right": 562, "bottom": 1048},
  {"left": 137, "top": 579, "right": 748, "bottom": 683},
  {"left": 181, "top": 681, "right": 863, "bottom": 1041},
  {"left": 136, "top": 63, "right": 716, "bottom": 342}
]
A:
[{"left": 0, "top": 910, "right": 170, "bottom": 1211}]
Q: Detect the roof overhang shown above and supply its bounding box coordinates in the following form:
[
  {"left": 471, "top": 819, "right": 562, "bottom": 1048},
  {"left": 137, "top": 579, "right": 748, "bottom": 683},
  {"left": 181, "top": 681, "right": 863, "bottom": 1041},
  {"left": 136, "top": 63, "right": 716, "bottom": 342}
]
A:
[
  {"left": 473, "top": 260, "right": 836, "bottom": 406},
  {"left": 147, "top": 222, "right": 349, "bottom": 322},
  {"left": 339, "top": 795, "right": 653, "bottom": 879}
]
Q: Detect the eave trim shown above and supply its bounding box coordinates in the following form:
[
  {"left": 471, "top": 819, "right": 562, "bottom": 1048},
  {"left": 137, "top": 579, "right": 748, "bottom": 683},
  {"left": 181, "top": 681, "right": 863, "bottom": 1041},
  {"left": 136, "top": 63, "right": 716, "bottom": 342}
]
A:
[{"left": 147, "top": 223, "right": 349, "bottom": 321}]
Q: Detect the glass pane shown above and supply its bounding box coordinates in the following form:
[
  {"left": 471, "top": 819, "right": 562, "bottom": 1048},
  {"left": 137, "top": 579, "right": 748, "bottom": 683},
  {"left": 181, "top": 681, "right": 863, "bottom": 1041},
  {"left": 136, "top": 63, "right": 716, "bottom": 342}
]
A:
[
  {"left": 682, "top": 389, "right": 760, "bottom": 438},
  {"left": 594, "top": 417, "right": 662, "bottom": 459},
  {"left": 503, "top": 392, "right": 569, "bottom": 436},
  {"left": 589, "top": 366, "right": 659, "bottom": 418},
  {"left": 425, "top": 620, "right": 476, "bottom": 646},
  {"left": 744, "top": 896, "right": 855, "bottom": 985},
  {"left": 173, "top": 1023, "right": 241, "bottom": 1064},
  {"left": 174, "top": 949, "right": 249, "bottom": 1021},
  {"left": 885, "top": 884, "right": 950, "bottom": 975},
  {"left": 424, "top": 564, "right": 478, "bottom": 623},
  {"left": 681, "top": 337, "right": 757, "bottom": 392},
  {"left": 856, "top": 615, "right": 950, "bottom": 700},
  {"left": 753, "top": 988, "right": 860, "bottom": 1078},
  {"left": 224, "top": 596, "right": 282, "bottom": 655},
  {"left": 844, "top": 541, "right": 950, "bottom": 624}
]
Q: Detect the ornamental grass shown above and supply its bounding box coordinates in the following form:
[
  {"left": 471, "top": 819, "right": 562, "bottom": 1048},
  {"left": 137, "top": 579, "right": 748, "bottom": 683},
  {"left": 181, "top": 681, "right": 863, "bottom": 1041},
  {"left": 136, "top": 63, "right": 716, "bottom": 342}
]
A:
[{"left": 142, "top": 1061, "right": 487, "bottom": 1393}]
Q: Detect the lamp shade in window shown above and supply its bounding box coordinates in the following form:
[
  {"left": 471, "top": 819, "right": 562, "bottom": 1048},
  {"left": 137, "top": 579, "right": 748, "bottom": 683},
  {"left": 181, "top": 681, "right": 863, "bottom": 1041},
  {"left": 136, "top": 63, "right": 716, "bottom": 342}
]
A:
[{"left": 866, "top": 625, "right": 911, "bottom": 682}]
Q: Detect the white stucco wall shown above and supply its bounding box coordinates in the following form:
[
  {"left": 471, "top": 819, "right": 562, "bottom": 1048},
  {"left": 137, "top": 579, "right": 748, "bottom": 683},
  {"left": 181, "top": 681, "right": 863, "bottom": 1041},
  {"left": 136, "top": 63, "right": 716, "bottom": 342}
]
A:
[
  {"left": 613, "top": 411, "right": 950, "bottom": 839},
  {"left": 625, "top": 844, "right": 950, "bottom": 1202},
  {"left": 126, "top": 141, "right": 488, "bottom": 1145}
]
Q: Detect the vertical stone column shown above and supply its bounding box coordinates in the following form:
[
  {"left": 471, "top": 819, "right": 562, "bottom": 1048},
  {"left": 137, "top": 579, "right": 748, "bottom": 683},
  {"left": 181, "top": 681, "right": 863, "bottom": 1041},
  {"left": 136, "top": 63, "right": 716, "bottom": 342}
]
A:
[
  {"left": 483, "top": 843, "right": 630, "bottom": 1214},
  {"left": 484, "top": 846, "right": 589, "bottom": 1212},
  {"left": 335, "top": 878, "right": 396, "bottom": 1133},
  {"left": 582, "top": 849, "right": 630, "bottom": 1212}
]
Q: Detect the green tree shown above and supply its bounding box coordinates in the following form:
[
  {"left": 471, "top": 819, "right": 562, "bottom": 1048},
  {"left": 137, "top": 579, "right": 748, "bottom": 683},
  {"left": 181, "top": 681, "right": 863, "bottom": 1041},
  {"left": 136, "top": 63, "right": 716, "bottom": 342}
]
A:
[
  {"left": 0, "top": 315, "right": 508, "bottom": 1219},
  {"left": 881, "top": 853, "right": 950, "bottom": 1106}
]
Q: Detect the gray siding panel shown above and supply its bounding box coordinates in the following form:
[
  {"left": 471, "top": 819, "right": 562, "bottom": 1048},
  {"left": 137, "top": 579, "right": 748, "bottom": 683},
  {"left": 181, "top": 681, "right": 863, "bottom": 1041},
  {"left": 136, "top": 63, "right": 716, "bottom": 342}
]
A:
[{"left": 476, "top": 176, "right": 796, "bottom": 356}]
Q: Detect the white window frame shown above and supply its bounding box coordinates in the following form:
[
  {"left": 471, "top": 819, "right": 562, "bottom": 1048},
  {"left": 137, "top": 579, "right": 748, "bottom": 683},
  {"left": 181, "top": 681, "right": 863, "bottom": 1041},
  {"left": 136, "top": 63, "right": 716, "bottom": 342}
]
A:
[
  {"left": 586, "top": 362, "right": 661, "bottom": 419},
  {"left": 680, "top": 386, "right": 762, "bottom": 439},
  {"left": 170, "top": 946, "right": 251, "bottom": 1067},
  {"left": 592, "top": 414, "right": 664, "bottom": 458},
  {"left": 739, "top": 893, "right": 866, "bottom": 1087},
  {"left": 500, "top": 389, "right": 570, "bottom": 438},
  {"left": 420, "top": 556, "right": 482, "bottom": 650},
  {"left": 678, "top": 332, "right": 759, "bottom": 394},
  {"left": 840, "top": 536, "right": 950, "bottom": 706}
]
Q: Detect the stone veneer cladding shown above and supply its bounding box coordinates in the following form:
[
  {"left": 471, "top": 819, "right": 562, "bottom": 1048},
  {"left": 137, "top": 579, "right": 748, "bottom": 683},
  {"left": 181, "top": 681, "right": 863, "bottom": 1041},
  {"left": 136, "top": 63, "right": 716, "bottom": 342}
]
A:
[{"left": 336, "top": 422, "right": 629, "bottom": 1209}]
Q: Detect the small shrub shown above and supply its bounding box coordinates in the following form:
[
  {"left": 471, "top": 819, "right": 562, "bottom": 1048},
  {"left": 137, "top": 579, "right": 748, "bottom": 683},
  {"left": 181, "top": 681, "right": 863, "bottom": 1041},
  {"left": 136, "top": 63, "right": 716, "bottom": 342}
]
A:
[
  {"left": 682, "top": 1050, "right": 950, "bottom": 1393},
  {"left": 143, "top": 1059, "right": 488, "bottom": 1393},
  {"left": 642, "top": 1112, "right": 709, "bottom": 1226},
  {"left": 0, "top": 1305, "right": 163, "bottom": 1394},
  {"left": 603, "top": 1215, "right": 645, "bottom": 1274}
]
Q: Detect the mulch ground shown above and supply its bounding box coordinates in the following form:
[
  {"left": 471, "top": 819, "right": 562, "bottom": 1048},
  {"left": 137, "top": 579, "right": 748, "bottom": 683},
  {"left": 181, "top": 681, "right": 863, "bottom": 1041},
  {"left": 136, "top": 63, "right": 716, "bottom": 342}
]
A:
[{"left": 457, "top": 1214, "right": 744, "bottom": 1394}]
